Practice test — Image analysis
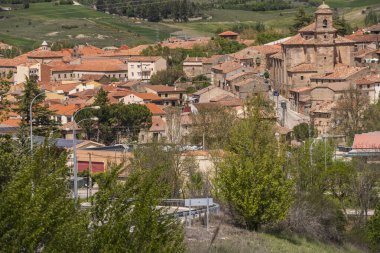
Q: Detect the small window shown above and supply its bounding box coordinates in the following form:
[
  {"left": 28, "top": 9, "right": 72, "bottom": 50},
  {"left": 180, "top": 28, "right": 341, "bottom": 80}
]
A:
[
  {"left": 324, "top": 35, "right": 327, "bottom": 39},
  {"left": 301, "top": 76, "right": 304, "bottom": 80},
  {"left": 323, "top": 19, "right": 328, "bottom": 28}
]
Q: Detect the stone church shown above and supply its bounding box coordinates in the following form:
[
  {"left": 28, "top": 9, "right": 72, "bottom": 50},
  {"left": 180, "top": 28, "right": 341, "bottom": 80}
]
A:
[{"left": 270, "top": 2, "right": 365, "bottom": 98}]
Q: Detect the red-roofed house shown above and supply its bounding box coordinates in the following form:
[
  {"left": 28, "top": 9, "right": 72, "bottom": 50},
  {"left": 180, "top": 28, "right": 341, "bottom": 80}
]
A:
[
  {"left": 127, "top": 56, "right": 166, "bottom": 81},
  {"left": 144, "top": 85, "right": 185, "bottom": 106},
  {"left": 348, "top": 132, "right": 380, "bottom": 162},
  {"left": 50, "top": 59, "right": 128, "bottom": 82},
  {"left": 211, "top": 61, "right": 250, "bottom": 89},
  {"left": 49, "top": 104, "right": 81, "bottom": 125},
  {"left": 356, "top": 74, "right": 380, "bottom": 104}
]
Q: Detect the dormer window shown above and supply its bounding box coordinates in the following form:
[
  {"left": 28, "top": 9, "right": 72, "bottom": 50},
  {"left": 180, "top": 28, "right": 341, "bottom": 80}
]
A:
[{"left": 323, "top": 19, "right": 328, "bottom": 28}]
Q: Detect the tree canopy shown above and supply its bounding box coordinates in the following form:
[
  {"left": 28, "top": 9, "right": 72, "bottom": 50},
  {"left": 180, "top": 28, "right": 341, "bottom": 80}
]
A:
[{"left": 215, "top": 96, "right": 293, "bottom": 230}]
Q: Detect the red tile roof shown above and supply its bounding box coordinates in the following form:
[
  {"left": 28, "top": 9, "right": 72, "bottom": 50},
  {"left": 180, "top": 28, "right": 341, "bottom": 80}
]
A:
[
  {"left": 144, "top": 85, "right": 185, "bottom": 93},
  {"left": 49, "top": 59, "right": 128, "bottom": 72},
  {"left": 127, "top": 56, "right": 163, "bottom": 62},
  {"left": 345, "top": 34, "right": 380, "bottom": 43},
  {"left": 27, "top": 49, "right": 64, "bottom": 59},
  {"left": 289, "top": 63, "right": 317, "bottom": 73},
  {"left": 0, "top": 118, "right": 21, "bottom": 127},
  {"left": 212, "top": 61, "right": 243, "bottom": 74},
  {"left": 352, "top": 132, "right": 380, "bottom": 149},
  {"left": 145, "top": 103, "right": 166, "bottom": 115},
  {"left": 219, "top": 31, "right": 239, "bottom": 36},
  {"left": 79, "top": 74, "right": 108, "bottom": 82},
  {"left": 312, "top": 65, "right": 367, "bottom": 80},
  {"left": 149, "top": 116, "right": 165, "bottom": 132},
  {"left": 49, "top": 104, "right": 80, "bottom": 116},
  {"left": 289, "top": 86, "right": 312, "bottom": 93},
  {"left": 299, "top": 22, "right": 316, "bottom": 32},
  {"left": 356, "top": 75, "right": 380, "bottom": 85}
]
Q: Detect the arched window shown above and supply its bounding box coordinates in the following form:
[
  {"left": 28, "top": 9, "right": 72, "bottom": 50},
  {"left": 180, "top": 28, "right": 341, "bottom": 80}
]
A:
[{"left": 323, "top": 19, "right": 328, "bottom": 28}]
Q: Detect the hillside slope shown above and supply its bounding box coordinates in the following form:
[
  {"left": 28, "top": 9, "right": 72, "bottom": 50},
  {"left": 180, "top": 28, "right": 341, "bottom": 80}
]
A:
[{"left": 0, "top": 2, "right": 177, "bottom": 50}]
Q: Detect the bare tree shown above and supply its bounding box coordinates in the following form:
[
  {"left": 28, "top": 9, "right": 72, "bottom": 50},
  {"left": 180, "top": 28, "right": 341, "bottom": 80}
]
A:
[
  {"left": 331, "top": 87, "right": 370, "bottom": 143},
  {"left": 190, "top": 104, "right": 237, "bottom": 149}
]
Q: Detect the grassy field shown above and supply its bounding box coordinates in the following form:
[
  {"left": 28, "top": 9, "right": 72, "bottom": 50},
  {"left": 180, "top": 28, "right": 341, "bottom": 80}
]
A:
[
  {"left": 186, "top": 224, "right": 365, "bottom": 253},
  {"left": 0, "top": 2, "right": 177, "bottom": 51}
]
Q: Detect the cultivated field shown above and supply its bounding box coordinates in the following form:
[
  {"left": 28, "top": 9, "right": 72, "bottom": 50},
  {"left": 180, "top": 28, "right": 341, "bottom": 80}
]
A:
[{"left": 0, "top": 2, "right": 177, "bottom": 50}]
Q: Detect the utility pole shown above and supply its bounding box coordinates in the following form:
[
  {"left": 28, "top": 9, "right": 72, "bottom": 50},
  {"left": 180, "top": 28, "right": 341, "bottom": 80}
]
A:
[{"left": 88, "top": 153, "right": 93, "bottom": 202}]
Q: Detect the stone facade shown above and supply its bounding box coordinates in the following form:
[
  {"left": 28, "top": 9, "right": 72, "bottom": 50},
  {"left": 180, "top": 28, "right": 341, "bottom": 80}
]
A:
[{"left": 269, "top": 3, "right": 355, "bottom": 97}]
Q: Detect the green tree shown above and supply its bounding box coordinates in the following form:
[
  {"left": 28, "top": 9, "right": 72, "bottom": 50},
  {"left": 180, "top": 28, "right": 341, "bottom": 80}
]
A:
[
  {"left": 93, "top": 87, "right": 109, "bottom": 106},
  {"left": 215, "top": 96, "right": 293, "bottom": 230},
  {"left": 15, "top": 77, "right": 57, "bottom": 137},
  {"left": 77, "top": 103, "right": 152, "bottom": 145},
  {"left": 190, "top": 103, "right": 237, "bottom": 149},
  {"left": 0, "top": 79, "right": 11, "bottom": 122},
  {"left": 364, "top": 9, "right": 379, "bottom": 26},
  {"left": 322, "top": 160, "right": 355, "bottom": 217},
  {"left": 0, "top": 136, "right": 21, "bottom": 192},
  {"left": 90, "top": 162, "right": 185, "bottom": 252},
  {"left": 132, "top": 143, "right": 199, "bottom": 198},
  {"left": 293, "top": 122, "right": 315, "bottom": 141},
  {"left": 362, "top": 99, "right": 380, "bottom": 132},
  {"left": 367, "top": 203, "right": 380, "bottom": 251},
  {"left": 333, "top": 15, "right": 353, "bottom": 36},
  {"left": 147, "top": 3, "right": 161, "bottom": 22},
  {"left": 150, "top": 68, "right": 184, "bottom": 85},
  {"left": 0, "top": 142, "right": 89, "bottom": 252},
  {"left": 290, "top": 7, "right": 313, "bottom": 34}
]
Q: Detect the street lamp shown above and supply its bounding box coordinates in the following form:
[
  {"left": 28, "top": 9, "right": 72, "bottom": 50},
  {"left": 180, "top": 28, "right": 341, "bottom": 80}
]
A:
[{"left": 72, "top": 106, "right": 100, "bottom": 204}]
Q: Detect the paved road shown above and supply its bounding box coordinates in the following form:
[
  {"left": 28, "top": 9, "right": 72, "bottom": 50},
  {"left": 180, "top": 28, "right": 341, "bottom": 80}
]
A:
[{"left": 270, "top": 92, "right": 310, "bottom": 129}]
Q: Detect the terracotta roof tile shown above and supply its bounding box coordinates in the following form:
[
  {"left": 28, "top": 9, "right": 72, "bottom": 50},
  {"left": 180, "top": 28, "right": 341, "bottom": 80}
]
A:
[
  {"left": 184, "top": 57, "right": 206, "bottom": 62},
  {"left": 212, "top": 61, "right": 243, "bottom": 74},
  {"left": 127, "top": 56, "right": 163, "bottom": 62},
  {"left": 289, "top": 63, "right": 318, "bottom": 73},
  {"left": 367, "top": 23, "right": 380, "bottom": 33},
  {"left": 27, "top": 49, "right": 64, "bottom": 59},
  {"left": 79, "top": 74, "right": 108, "bottom": 82},
  {"left": 219, "top": 31, "right": 239, "bottom": 36},
  {"left": 312, "top": 64, "right": 367, "bottom": 80},
  {"left": 352, "top": 132, "right": 380, "bottom": 149},
  {"left": 345, "top": 34, "right": 380, "bottom": 43},
  {"left": 149, "top": 116, "right": 165, "bottom": 132},
  {"left": 289, "top": 86, "right": 312, "bottom": 93},
  {"left": 144, "top": 85, "right": 185, "bottom": 93},
  {"left": 299, "top": 22, "right": 316, "bottom": 33},
  {"left": 49, "top": 104, "right": 80, "bottom": 116},
  {"left": 145, "top": 103, "right": 166, "bottom": 115},
  {"left": 49, "top": 59, "right": 128, "bottom": 72},
  {"left": 356, "top": 75, "right": 380, "bottom": 85},
  {"left": 0, "top": 118, "right": 21, "bottom": 127}
]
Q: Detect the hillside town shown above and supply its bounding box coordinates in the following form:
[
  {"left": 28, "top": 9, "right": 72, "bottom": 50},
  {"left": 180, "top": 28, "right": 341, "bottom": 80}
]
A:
[{"left": 1, "top": 2, "right": 380, "bottom": 252}]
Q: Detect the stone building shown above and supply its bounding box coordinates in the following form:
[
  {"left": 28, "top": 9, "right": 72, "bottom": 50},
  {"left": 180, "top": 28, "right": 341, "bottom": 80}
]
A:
[{"left": 270, "top": 2, "right": 356, "bottom": 96}]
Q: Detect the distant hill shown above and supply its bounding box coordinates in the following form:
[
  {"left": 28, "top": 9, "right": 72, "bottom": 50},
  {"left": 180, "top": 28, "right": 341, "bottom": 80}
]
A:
[{"left": 0, "top": 2, "right": 177, "bottom": 51}]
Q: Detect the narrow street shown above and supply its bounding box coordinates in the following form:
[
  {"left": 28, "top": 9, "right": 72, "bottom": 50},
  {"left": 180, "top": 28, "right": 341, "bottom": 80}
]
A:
[{"left": 269, "top": 92, "right": 310, "bottom": 129}]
